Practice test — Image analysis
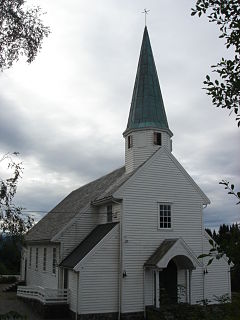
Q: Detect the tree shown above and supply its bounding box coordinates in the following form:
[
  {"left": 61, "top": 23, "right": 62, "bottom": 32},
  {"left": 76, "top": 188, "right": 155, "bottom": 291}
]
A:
[
  {"left": 0, "top": 153, "right": 33, "bottom": 234},
  {"left": 192, "top": 1, "right": 240, "bottom": 269},
  {"left": 0, "top": 0, "right": 50, "bottom": 71},
  {"left": 191, "top": 0, "right": 240, "bottom": 126},
  {"left": 191, "top": 1, "right": 240, "bottom": 205}
]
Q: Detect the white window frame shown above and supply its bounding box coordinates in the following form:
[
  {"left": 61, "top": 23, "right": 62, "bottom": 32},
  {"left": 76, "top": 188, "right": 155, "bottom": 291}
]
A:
[{"left": 158, "top": 203, "right": 173, "bottom": 230}]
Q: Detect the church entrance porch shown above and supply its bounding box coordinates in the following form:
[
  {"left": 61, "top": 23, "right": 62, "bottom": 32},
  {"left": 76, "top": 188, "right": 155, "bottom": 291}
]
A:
[{"left": 144, "top": 238, "right": 200, "bottom": 309}]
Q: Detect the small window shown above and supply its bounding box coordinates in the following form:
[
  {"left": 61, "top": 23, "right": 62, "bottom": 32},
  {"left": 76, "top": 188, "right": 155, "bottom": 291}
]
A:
[
  {"left": 159, "top": 204, "right": 171, "bottom": 229},
  {"left": 52, "top": 248, "right": 57, "bottom": 274},
  {"left": 154, "top": 132, "right": 162, "bottom": 146},
  {"left": 128, "top": 135, "right": 133, "bottom": 149},
  {"left": 43, "top": 248, "right": 47, "bottom": 271},
  {"left": 35, "top": 248, "right": 39, "bottom": 270},
  {"left": 107, "top": 205, "right": 112, "bottom": 223},
  {"left": 29, "top": 247, "right": 32, "bottom": 268}
]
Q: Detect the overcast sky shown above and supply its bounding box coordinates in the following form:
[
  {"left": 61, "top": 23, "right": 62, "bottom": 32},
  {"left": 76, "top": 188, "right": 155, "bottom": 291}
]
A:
[{"left": 0, "top": 0, "right": 239, "bottom": 229}]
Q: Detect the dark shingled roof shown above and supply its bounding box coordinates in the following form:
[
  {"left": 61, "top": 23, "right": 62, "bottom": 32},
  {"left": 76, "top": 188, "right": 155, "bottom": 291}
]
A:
[
  {"left": 144, "top": 239, "right": 178, "bottom": 267},
  {"left": 25, "top": 167, "right": 127, "bottom": 242},
  {"left": 60, "top": 223, "right": 118, "bottom": 268}
]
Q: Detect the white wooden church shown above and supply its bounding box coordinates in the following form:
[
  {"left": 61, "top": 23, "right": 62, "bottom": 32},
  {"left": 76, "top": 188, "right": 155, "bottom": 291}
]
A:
[{"left": 19, "top": 27, "right": 231, "bottom": 319}]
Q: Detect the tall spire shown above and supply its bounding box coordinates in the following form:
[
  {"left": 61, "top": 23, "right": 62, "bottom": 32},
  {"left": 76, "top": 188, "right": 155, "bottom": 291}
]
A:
[{"left": 124, "top": 27, "right": 172, "bottom": 136}]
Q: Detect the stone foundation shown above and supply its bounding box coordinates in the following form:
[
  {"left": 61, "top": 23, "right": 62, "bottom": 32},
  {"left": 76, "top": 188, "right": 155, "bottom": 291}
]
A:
[
  {"left": 18, "top": 297, "right": 69, "bottom": 319},
  {"left": 69, "top": 311, "right": 144, "bottom": 320}
]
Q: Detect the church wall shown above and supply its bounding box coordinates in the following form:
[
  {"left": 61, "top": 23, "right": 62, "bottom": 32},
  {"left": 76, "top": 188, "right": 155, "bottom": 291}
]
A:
[
  {"left": 74, "top": 225, "right": 120, "bottom": 314},
  {"left": 57, "top": 206, "right": 98, "bottom": 261},
  {"left": 26, "top": 244, "right": 59, "bottom": 289},
  {"left": 203, "top": 232, "right": 231, "bottom": 302},
  {"left": 68, "top": 270, "right": 78, "bottom": 313},
  {"left": 115, "top": 148, "right": 206, "bottom": 313},
  {"left": 145, "top": 268, "right": 154, "bottom": 306}
]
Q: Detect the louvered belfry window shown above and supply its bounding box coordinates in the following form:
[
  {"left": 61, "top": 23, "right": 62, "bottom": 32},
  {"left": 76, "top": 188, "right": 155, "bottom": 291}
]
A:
[
  {"left": 154, "top": 132, "right": 162, "bottom": 146},
  {"left": 128, "top": 135, "right": 133, "bottom": 149}
]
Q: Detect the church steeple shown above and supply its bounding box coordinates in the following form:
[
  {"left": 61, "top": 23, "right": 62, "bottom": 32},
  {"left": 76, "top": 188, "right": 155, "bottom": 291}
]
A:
[
  {"left": 124, "top": 27, "right": 172, "bottom": 137},
  {"left": 124, "top": 27, "right": 173, "bottom": 173}
]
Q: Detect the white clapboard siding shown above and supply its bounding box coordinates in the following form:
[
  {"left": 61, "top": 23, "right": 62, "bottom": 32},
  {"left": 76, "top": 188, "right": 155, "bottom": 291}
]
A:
[
  {"left": 68, "top": 270, "right": 78, "bottom": 312},
  {"left": 26, "top": 244, "right": 59, "bottom": 289},
  {"left": 145, "top": 269, "right": 154, "bottom": 306},
  {"left": 75, "top": 225, "right": 120, "bottom": 314},
  {"left": 125, "top": 130, "right": 172, "bottom": 173},
  {"left": 57, "top": 206, "right": 98, "bottom": 260},
  {"left": 203, "top": 233, "right": 231, "bottom": 302},
  {"left": 116, "top": 148, "right": 207, "bottom": 313}
]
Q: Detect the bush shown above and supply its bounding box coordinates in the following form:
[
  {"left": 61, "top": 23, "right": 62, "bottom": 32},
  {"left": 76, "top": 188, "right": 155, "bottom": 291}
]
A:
[{"left": 0, "top": 276, "right": 17, "bottom": 284}]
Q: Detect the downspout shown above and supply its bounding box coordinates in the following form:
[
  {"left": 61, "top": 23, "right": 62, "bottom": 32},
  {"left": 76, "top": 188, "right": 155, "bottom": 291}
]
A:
[
  {"left": 118, "top": 210, "right": 122, "bottom": 320},
  {"left": 76, "top": 271, "right": 80, "bottom": 320},
  {"left": 202, "top": 204, "right": 208, "bottom": 301},
  {"left": 143, "top": 266, "right": 146, "bottom": 319}
]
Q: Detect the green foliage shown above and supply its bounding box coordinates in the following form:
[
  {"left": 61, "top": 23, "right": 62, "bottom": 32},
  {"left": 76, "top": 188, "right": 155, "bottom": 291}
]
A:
[
  {"left": 202, "top": 224, "right": 240, "bottom": 291},
  {"left": 191, "top": 0, "right": 240, "bottom": 126},
  {"left": 0, "top": 234, "right": 23, "bottom": 275},
  {"left": 0, "top": 0, "right": 50, "bottom": 71},
  {"left": 0, "top": 276, "right": 17, "bottom": 283},
  {"left": 0, "top": 153, "right": 33, "bottom": 235},
  {"left": 0, "top": 311, "right": 27, "bottom": 320},
  {"left": 147, "top": 292, "right": 240, "bottom": 320}
]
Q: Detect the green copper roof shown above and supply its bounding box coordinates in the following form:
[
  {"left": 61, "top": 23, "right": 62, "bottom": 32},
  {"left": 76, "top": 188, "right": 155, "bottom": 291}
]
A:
[{"left": 125, "top": 27, "right": 171, "bottom": 135}]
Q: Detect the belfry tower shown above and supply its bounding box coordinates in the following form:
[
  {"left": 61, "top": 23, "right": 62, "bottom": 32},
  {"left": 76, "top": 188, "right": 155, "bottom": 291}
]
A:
[{"left": 123, "top": 27, "right": 173, "bottom": 173}]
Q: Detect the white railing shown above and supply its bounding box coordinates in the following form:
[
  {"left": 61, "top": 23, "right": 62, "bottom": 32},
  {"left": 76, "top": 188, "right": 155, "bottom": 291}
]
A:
[{"left": 17, "top": 286, "right": 69, "bottom": 305}]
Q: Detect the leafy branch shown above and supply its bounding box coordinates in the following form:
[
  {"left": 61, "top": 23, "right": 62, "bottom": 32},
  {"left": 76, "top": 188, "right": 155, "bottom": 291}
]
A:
[
  {"left": 0, "top": 152, "right": 34, "bottom": 235},
  {"left": 191, "top": 0, "right": 240, "bottom": 126},
  {"left": 219, "top": 180, "right": 240, "bottom": 205},
  {"left": 0, "top": 0, "right": 50, "bottom": 70},
  {"left": 198, "top": 238, "right": 232, "bottom": 266}
]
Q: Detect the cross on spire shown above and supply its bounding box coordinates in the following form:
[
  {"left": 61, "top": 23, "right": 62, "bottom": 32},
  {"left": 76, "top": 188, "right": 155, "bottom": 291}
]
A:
[{"left": 142, "top": 8, "right": 150, "bottom": 26}]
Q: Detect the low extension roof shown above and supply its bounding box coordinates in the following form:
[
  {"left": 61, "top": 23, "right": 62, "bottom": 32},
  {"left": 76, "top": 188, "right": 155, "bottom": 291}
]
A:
[
  {"left": 25, "top": 167, "right": 127, "bottom": 242},
  {"left": 60, "top": 222, "right": 118, "bottom": 269}
]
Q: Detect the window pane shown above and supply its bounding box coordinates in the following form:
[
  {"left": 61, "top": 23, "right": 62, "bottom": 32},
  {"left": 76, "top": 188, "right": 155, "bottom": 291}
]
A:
[{"left": 159, "top": 204, "right": 171, "bottom": 229}]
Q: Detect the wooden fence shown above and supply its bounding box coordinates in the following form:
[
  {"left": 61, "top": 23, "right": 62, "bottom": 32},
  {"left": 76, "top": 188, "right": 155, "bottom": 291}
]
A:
[{"left": 17, "top": 286, "right": 69, "bottom": 305}]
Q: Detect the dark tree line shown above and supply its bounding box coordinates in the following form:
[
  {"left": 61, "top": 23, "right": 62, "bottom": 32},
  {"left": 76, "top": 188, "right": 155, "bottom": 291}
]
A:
[
  {"left": 0, "top": 233, "right": 22, "bottom": 275},
  {"left": 206, "top": 224, "right": 240, "bottom": 292}
]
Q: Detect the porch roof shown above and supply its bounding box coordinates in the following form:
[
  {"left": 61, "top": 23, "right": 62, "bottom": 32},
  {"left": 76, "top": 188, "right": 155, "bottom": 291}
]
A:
[{"left": 144, "top": 238, "right": 201, "bottom": 270}]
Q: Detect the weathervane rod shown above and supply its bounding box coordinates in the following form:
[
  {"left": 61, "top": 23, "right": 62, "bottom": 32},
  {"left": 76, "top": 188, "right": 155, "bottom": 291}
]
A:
[{"left": 142, "top": 8, "right": 150, "bottom": 27}]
